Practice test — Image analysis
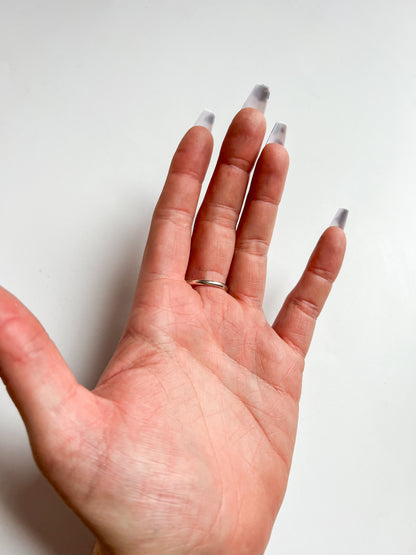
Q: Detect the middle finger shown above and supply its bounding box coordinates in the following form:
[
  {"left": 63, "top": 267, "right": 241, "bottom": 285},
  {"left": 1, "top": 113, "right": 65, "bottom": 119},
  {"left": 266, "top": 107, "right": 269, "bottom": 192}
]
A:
[{"left": 186, "top": 86, "right": 269, "bottom": 286}]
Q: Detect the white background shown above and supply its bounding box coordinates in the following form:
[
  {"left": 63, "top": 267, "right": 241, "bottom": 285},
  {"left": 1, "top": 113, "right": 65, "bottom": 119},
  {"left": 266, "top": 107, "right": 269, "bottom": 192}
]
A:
[{"left": 1, "top": 1, "right": 415, "bottom": 553}]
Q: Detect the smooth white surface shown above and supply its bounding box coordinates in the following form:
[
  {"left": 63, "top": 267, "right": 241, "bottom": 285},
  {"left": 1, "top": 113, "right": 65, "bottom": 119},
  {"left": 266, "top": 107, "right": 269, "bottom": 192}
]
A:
[{"left": 1, "top": 1, "right": 415, "bottom": 553}]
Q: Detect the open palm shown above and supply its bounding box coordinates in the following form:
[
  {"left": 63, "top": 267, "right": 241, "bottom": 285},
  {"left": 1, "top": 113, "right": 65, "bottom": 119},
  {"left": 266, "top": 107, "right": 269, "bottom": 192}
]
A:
[{"left": 0, "top": 103, "right": 346, "bottom": 555}]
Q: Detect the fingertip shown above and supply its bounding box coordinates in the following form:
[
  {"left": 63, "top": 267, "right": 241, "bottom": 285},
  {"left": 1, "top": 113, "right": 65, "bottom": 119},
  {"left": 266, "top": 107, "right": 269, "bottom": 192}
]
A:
[
  {"left": 278, "top": 142, "right": 290, "bottom": 168},
  {"left": 183, "top": 124, "right": 214, "bottom": 150},
  {"left": 171, "top": 125, "right": 214, "bottom": 176},
  {"left": 313, "top": 225, "right": 347, "bottom": 280},
  {"left": 192, "top": 125, "right": 214, "bottom": 153},
  {"left": 215, "top": 107, "right": 267, "bottom": 171},
  {"left": 323, "top": 224, "right": 347, "bottom": 250},
  {"left": 0, "top": 287, "right": 50, "bottom": 373},
  {"left": 261, "top": 142, "right": 290, "bottom": 176},
  {"left": 0, "top": 286, "right": 28, "bottom": 330},
  {"left": 233, "top": 106, "right": 267, "bottom": 137}
]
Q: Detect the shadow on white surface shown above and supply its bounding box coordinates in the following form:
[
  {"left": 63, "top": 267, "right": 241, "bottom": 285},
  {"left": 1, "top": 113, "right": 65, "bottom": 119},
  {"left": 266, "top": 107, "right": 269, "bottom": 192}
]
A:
[
  {"left": 67, "top": 211, "right": 151, "bottom": 391},
  {"left": 0, "top": 456, "right": 94, "bottom": 554}
]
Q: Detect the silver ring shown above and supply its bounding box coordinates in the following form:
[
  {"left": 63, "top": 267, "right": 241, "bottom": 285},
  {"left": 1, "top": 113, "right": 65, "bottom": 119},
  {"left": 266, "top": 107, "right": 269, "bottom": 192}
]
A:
[{"left": 187, "top": 279, "right": 228, "bottom": 292}]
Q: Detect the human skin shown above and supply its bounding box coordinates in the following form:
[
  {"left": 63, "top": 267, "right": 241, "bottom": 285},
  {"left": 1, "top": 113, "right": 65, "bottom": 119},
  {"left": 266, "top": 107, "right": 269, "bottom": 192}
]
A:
[{"left": 0, "top": 105, "right": 346, "bottom": 554}]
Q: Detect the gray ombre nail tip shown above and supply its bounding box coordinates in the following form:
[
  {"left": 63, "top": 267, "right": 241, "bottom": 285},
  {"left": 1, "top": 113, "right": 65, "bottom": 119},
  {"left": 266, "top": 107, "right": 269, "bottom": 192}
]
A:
[
  {"left": 194, "top": 110, "right": 215, "bottom": 132},
  {"left": 267, "top": 122, "right": 287, "bottom": 146},
  {"left": 242, "top": 84, "right": 270, "bottom": 113},
  {"left": 330, "top": 208, "right": 349, "bottom": 230}
]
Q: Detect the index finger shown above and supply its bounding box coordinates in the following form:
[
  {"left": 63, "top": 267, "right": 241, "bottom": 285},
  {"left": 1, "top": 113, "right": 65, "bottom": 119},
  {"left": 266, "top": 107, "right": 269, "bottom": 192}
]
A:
[{"left": 139, "top": 116, "right": 214, "bottom": 282}]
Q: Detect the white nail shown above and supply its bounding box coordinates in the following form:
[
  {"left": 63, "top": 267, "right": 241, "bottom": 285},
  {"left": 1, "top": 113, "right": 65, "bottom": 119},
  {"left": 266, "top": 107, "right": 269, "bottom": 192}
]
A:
[
  {"left": 242, "top": 84, "right": 270, "bottom": 113},
  {"left": 194, "top": 110, "right": 215, "bottom": 132},
  {"left": 267, "top": 121, "right": 287, "bottom": 146},
  {"left": 330, "top": 208, "right": 349, "bottom": 230}
]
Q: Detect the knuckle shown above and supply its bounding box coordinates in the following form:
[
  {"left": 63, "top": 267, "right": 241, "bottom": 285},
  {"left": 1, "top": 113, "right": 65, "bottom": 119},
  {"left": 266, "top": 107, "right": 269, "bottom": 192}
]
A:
[
  {"left": 291, "top": 296, "right": 320, "bottom": 320},
  {"left": 308, "top": 264, "right": 336, "bottom": 283},
  {"left": 235, "top": 238, "right": 269, "bottom": 258},
  {"left": 202, "top": 201, "right": 239, "bottom": 228},
  {"left": 223, "top": 154, "right": 253, "bottom": 174},
  {"left": 169, "top": 167, "right": 202, "bottom": 183},
  {"left": 153, "top": 205, "right": 193, "bottom": 229}
]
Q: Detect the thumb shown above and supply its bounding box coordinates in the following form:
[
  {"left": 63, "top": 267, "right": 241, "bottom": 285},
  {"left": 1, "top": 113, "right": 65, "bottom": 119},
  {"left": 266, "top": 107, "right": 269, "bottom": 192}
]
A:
[{"left": 0, "top": 286, "right": 82, "bottom": 444}]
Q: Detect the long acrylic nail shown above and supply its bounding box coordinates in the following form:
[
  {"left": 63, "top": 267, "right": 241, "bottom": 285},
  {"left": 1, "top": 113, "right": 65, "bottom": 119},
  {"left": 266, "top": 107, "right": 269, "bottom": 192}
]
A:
[
  {"left": 267, "top": 122, "right": 287, "bottom": 146},
  {"left": 242, "top": 84, "right": 270, "bottom": 113},
  {"left": 194, "top": 110, "right": 215, "bottom": 132},
  {"left": 330, "top": 208, "right": 349, "bottom": 230}
]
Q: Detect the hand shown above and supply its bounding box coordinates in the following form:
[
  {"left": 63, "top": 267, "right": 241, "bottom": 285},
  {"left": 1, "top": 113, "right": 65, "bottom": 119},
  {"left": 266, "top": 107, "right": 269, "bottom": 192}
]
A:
[{"left": 0, "top": 96, "right": 346, "bottom": 554}]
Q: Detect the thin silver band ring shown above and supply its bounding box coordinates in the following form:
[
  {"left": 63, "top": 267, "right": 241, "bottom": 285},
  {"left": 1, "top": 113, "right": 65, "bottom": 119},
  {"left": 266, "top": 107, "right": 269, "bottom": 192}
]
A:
[{"left": 187, "top": 279, "right": 228, "bottom": 292}]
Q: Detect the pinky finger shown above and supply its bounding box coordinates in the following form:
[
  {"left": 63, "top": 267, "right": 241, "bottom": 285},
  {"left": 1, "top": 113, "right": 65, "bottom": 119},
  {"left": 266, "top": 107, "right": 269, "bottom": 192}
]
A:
[{"left": 273, "top": 210, "right": 348, "bottom": 358}]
